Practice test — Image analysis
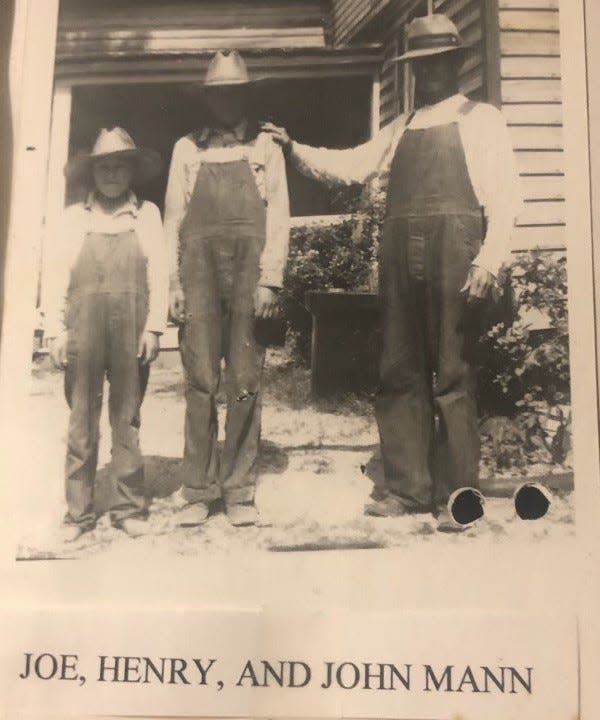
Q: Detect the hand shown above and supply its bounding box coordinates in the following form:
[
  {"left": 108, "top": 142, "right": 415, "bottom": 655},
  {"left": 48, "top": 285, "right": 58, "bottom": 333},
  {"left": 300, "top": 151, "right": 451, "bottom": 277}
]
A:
[
  {"left": 259, "top": 122, "right": 292, "bottom": 154},
  {"left": 48, "top": 332, "right": 68, "bottom": 369},
  {"left": 461, "top": 265, "right": 497, "bottom": 303},
  {"left": 254, "top": 286, "right": 279, "bottom": 319},
  {"left": 138, "top": 331, "right": 160, "bottom": 365},
  {"left": 169, "top": 282, "right": 186, "bottom": 322}
]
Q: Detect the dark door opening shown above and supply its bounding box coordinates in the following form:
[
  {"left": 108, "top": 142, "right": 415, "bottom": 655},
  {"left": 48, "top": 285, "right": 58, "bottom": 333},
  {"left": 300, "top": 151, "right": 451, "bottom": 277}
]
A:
[{"left": 68, "top": 75, "right": 372, "bottom": 216}]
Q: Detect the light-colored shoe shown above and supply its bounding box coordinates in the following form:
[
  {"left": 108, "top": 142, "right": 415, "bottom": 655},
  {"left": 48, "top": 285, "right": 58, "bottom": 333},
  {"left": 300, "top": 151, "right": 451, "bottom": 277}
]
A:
[
  {"left": 59, "top": 525, "right": 86, "bottom": 544},
  {"left": 364, "top": 495, "right": 420, "bottom": 518},
  {"left": 227, "top": 503, "right": 259, "bottom": 527},
  {"left": 119, "top": 517, "right": 148, "bottom": 538},
  {"left": 177, "top": 502, "right": 210, "bottom": 527},
  {"left": 436, "top": 507, "right": 468, "bottom": 533}
]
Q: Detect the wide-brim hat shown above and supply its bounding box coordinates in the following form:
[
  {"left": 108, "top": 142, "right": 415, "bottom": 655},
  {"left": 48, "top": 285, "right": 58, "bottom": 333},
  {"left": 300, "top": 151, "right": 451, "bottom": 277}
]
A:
[
  {"left": 387, "top": 13, "right": 472, "bottom": 64},
  {"left": 64, "top": 127, "right": 163, "bottom": 185},
  {"left": 188, "top": 50, "right": 273, "bottom": 92}
]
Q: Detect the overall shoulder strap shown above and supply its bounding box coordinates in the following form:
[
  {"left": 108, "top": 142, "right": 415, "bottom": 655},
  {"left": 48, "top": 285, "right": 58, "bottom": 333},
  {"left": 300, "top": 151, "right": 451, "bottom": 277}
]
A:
[{"left": 458, "top": 99, "right": 478, "bottom": 117}]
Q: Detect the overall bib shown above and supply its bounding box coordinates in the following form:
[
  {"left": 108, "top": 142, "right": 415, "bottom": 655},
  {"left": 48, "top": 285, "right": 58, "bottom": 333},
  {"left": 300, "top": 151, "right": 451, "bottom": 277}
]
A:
[
  {"left": 375, "top": 106, "right": 483, "bottom": 510},
  {"left": 64, "top": 229, "right": 150, "bottom": 530},
  {"left": 178, "top": 154, "right": 266, "bottom": 507}
]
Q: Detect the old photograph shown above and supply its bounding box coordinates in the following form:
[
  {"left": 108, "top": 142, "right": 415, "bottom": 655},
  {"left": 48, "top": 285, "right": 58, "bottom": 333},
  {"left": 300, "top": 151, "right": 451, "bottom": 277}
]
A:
[{"left": 6, "top": 0, "right": 579, "bottom": 560}]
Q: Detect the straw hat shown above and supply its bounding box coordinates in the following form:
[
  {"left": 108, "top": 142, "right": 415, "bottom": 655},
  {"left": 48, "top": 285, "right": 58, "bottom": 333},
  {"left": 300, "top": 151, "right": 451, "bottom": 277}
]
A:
[
  {"left": 65, "top": 127, "right": 163, "bottom": 185},
  {"left": 388, "top": 13, "right": 472, "bottom": 64},
  {"left": 204, "top": 50, "right": 253, "bottom": 87}
]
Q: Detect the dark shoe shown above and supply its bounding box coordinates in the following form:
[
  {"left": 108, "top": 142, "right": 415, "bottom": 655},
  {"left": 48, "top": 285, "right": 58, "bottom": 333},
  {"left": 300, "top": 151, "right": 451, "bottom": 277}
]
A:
[
  {"left": 227, "top": 503, "right": 259, "bottom": 527},
  {"left": 364, "top": 495, "right": 421, "bottom": 517},
  {"left": 177, "top": 502, "right": 210, "bottom": 527},
  {"left": 118, "top": 517, "right": 148, "bottom": 538}
]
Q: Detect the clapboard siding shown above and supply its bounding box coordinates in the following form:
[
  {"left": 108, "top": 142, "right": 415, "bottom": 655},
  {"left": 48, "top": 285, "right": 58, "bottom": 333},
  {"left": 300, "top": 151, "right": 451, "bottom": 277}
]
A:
[
  {"left": 499, "top": 1, "right": 564, "bottom": 249},
  {"left": 333, "top": 0, "right": 390, "bottom": 46},
  {"left": 59, "top": 0, "right": 329, "bottom": 29},
  {"left": 58, "top": 0, "right": 330, "bottom": 57}
]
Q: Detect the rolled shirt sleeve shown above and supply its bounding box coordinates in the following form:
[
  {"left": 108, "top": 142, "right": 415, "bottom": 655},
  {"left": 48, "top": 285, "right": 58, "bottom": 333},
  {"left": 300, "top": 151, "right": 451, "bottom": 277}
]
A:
[
  {"left": 139, "top": 201, "right": 169, "bottom": 335},
  {"left": 42, "top": 205, "right": 81, "bottom": 340},
  {"left": 259, "top": 134, "right": 290, "bottom": 288},
  {"left": 290, "top": 116, "right": 405, "bottom": 188},
  {"left": 460, "top": 103, "right": 522, "bottom": 278},
  {"left": 163, "top": 137, "right": 190, "bottom": 285}
]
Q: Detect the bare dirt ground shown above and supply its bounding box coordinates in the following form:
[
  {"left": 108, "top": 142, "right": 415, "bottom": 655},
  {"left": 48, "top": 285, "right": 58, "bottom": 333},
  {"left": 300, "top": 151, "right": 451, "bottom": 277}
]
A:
[{"left": 17, "top": 350, "right": 574, "bottom": 560}]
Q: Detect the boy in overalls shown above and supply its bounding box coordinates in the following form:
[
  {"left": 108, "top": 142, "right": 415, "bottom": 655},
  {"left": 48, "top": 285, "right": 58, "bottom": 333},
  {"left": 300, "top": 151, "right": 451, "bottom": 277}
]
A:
[
  {"left": 46, "top": 128, "right": 168, "bottom": 541},
  {"left": 164, "top": 51, "right": 290, "bottom": 527}
]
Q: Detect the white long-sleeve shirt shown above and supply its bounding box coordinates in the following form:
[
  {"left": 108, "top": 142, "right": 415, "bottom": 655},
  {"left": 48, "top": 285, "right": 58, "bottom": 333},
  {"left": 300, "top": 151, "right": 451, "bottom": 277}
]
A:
[
  {"left": 44, "top": 192, "right": 169, "bottom": 339},
  {"left": 164, "top": 121, "right": 290, "bottom": 288},
  {"left": 291, "top": 94, "right": 521, "bottom": 277}
]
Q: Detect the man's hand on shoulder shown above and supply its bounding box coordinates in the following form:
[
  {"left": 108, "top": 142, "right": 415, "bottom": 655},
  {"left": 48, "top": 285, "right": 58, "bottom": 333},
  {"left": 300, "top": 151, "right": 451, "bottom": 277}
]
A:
[{"left": 260, "top": 122, "right": 292, "bottom": 156}]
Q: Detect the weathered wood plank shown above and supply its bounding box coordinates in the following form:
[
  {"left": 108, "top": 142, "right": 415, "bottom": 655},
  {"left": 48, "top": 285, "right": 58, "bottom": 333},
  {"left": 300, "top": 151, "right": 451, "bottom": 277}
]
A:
[
  {"left": 501, "top": 30, "right": 560, "bottom": 55},
  {"left": 499, "top": 9, "right": 559, "bottom": 32},
  {"left": 58, "top": 26, "right": 327, "bottom": 56},
  {"left": 501, "top": 55, "right": 561, "bottom": 78},
  {"left": 509, "top": 124, "right": 563, "bottom": 150},
  {"left": 59, "top": 0, "right": 328, "bottom": 29},
  {"left": 515, "top": 149, "right": 564, "bottom": 174},
  {"left": 499, "top": 0, "right": 559, "bottom": 8},
  {"left": 516, "top": 200, "right": 565, "bottom": 225},
  {"left": 520, "top": 174, "right": 564, "bottom": 200},
  {"left": 502, "top": 78, "right": 562, "bottom": 102},
  {"left": 510, "top": 223, "right": 565, "bottom": 249},
  {"left": 502, "top": 102, "right": 562, "bottom": 124}
]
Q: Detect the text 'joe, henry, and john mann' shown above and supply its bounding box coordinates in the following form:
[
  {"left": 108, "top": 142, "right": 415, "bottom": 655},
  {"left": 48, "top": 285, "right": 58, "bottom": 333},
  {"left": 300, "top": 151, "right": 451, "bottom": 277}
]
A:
[{"left": 19, "top": 653, "right": 533, "bottom": 694}]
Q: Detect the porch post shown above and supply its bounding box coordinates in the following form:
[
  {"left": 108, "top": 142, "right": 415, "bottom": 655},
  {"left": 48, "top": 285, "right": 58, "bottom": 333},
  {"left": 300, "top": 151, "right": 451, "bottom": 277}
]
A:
[
  {"left": 1, "top": 0, "right": 59, "bottom": 369},
  {"left": 41, "top": 81, "right": 72, "bottom": 317},
  {"left": 370, "top": 71, "right": 381, "bottom": 136}
]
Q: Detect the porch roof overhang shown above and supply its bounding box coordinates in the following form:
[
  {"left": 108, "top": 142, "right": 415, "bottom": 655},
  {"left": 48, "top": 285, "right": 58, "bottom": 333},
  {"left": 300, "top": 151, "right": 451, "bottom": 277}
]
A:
[{"left": 55, "top": 44, "right": 384, "bottom": 84}]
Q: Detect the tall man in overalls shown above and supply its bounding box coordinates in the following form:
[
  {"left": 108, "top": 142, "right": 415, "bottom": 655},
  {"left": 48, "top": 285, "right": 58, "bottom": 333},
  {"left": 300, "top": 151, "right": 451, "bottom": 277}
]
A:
[
  {"left": 264, "top": 14, "right": 520, "bottom": 529},
  {"left": 164, "top": 51, "right": 290, "bottom": 527}
]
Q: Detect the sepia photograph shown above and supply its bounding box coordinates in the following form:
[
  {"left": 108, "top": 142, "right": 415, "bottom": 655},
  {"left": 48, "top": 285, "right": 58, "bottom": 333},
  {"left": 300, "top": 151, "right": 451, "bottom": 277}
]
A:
[
  {"left": 7, "top": 0, "right": 579, "bottom": 560},
  {"left": 3, "top": 0, "right": 600, "bottom": 718}
]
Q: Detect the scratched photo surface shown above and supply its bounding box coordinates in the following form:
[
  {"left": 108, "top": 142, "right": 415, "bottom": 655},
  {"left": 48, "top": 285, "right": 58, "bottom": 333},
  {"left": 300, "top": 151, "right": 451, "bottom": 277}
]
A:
[{"left": 14, "top": 0, "right": 575, "bottom": 561}]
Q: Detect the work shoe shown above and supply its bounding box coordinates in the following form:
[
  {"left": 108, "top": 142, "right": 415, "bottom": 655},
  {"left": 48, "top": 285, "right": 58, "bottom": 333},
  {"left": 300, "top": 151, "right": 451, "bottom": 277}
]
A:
[
  {"left": 118, "top": 517, "right": 148, "bottom": 538},
  {"left": 435, "top": 507, "right": 468, "bottom": 533},
  {"left": 59, "top": 525, "right": 87, "bottom": 544},
  {"left": 364, "top": 494, "right": 419, "bottom": 517},
  {"left": 227, "top": 503, "right": 259, "bottom": 527},
  {"left": 177, "top": 502, "right": 210, "bottom": 527}
]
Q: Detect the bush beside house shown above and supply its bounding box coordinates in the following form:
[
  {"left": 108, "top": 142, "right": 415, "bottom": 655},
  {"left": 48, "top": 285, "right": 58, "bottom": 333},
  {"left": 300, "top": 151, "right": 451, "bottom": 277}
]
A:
[{"left": 283, "top": 196, "right": 571, "bottom": 474}]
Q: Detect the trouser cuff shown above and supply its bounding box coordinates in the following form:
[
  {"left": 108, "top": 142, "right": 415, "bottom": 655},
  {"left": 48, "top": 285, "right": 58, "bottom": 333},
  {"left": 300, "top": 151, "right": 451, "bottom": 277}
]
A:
[
  {"left": 182, "top": 484, "right": 221, "bottom": 505},
  {"left": 224, "top": 486, "right": 256, "bottom": 506}
]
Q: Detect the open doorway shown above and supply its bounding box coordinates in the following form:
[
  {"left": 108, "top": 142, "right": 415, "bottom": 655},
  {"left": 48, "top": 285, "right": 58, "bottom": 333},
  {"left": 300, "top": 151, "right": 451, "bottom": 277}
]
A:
[{"left": 68, "top": 75, "right": 372, "bottom": 216}]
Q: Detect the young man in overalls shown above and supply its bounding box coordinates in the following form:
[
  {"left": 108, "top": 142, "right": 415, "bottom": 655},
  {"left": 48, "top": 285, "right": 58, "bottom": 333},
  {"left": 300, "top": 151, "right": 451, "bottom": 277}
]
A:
[
  {"left": 263, "top": 14, "right": 520, "bottom": 530},
  {"left": 46, "top": 128, "right": 168, "bottom": 541},
  {"left": 164, "top": 51, "right": 290, "bottom": 527}
]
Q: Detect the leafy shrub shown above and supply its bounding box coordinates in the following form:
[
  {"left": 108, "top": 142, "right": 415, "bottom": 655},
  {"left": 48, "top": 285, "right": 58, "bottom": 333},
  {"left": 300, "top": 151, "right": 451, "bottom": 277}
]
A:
[
  {"left": 282, "top": 190, "right": 384, "bottom": 362},
  {"left": 282, "top": 194, "right": 572, "bottom": 470},
  {"left": 477, "top": 250, "right": 571, "bottom": 469}
]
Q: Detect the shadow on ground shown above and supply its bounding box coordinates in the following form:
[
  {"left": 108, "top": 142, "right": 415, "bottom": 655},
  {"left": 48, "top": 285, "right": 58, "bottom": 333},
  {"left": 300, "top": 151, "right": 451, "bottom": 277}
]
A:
[{"left": 93, "top": 441, "right": 291, "bottom": 514}]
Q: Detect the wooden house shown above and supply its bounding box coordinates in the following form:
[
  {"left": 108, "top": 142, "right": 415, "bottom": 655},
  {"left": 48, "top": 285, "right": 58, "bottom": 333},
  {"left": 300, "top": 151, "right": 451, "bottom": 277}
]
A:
[
  {"left": 332, "top": 0, "right": 564, "bottom": 253},
  {"left": 11, "top": 0, "right": 564, "bottom": 331}
]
